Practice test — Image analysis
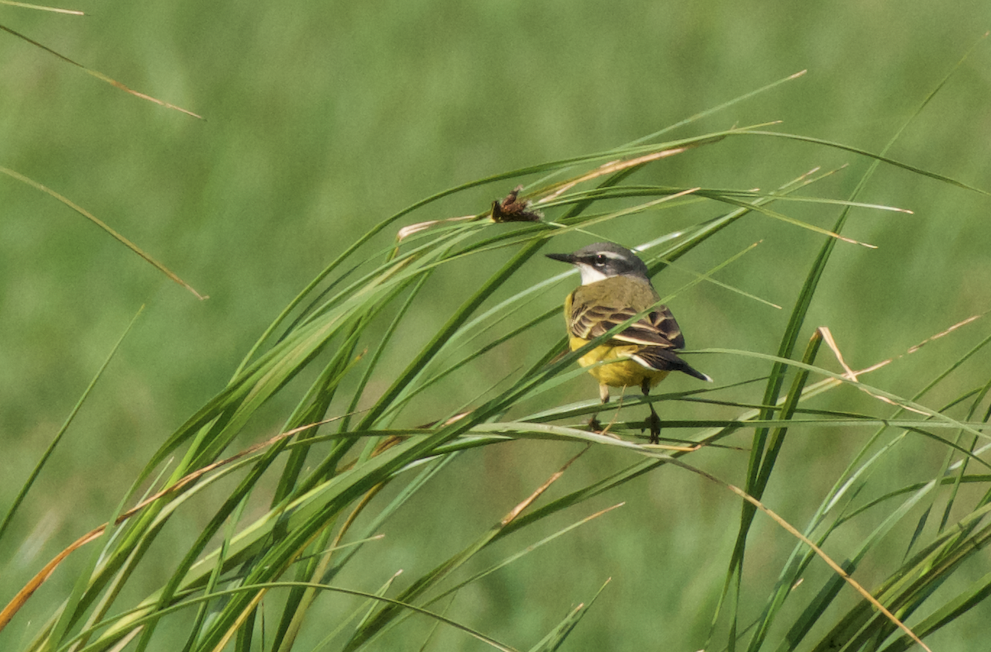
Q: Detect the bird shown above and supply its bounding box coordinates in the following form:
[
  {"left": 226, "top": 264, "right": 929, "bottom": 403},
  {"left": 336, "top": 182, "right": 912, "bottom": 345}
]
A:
[{"left": 546, "top": 242, "right": 711, "bottom": 443}]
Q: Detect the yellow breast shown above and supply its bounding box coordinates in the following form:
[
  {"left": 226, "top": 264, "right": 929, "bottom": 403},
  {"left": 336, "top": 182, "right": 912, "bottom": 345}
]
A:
[{"left": 568, "top": 336, "right": 671, "bottom": 389}]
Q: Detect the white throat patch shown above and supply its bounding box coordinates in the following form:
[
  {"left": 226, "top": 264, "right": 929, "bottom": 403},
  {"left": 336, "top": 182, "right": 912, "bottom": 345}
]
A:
[{"left": 576, "top": 264, "right": 610, "bottom": 285}]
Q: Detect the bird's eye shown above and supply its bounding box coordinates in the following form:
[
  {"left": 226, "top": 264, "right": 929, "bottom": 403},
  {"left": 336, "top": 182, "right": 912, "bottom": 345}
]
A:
[{"left": 594, "top": 254, "right": 607, "bottom": 266}]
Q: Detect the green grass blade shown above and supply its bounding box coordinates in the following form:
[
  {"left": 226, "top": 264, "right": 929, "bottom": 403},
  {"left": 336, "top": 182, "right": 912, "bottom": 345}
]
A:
[
  {"left": 0, "top": 308, "right": 141, "bottom": 545},
  {"left": 526, "top": 579, "right": 610, "bottom": 652}
]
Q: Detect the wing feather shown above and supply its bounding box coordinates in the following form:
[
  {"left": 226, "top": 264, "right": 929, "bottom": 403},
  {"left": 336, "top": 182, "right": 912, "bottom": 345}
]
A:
[
  {"left": 566, "top": 284, "right": 710, "bottom": 381},
  {"left": 569, "top": 298, "right": 710, "bottom": 380},
  {"left": 571, "top": 303, "right": 685, "bottom": 349}
]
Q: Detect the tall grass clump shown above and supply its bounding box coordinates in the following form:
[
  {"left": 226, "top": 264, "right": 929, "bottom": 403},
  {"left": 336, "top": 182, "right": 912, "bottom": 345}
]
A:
[{"left": 2, "top": 32, "right": 991, "bottom": 652}]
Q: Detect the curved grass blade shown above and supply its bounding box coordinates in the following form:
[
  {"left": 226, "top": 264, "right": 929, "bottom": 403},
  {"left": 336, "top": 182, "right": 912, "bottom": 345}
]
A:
[
  {"left": 60, "top": 582, "right": 520, "bottom": 652},
  {"left": 0, "top": 309, "right": 144, "bottom": 639},
  {"left": 0, "top": 1, "right": 83, "bottom": 13},
  {"left": 659, "top": 455, "right": 932, "bottom": 652},
  {"left": 0, "top": 168, "right": 205, "bottom": 299},
  {"left": 708, "top": 43, "right": 987, "bottom": 648},
  {"left": 527, "top": 579, "right": 610, "bottom": 652},
  {"left": 343, "top": 447, "right": 587, "bottom": 651},
  {"left": 739, "top": 130, "right": 989, "bottom": 196},
  {"left": 0, "top": 307, "right": 141, "bottom": 547},
  {"left": 0, "top": 24, "right": 201, "bottom": 117}
]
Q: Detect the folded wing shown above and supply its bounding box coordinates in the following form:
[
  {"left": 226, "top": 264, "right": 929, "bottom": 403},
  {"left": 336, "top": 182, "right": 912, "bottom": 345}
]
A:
[
  {"left": 570, "top": 303, "right": 710, "bottom": 381},
  {"left": 571, "top": 303, "right": 685, "bottom": 349}
]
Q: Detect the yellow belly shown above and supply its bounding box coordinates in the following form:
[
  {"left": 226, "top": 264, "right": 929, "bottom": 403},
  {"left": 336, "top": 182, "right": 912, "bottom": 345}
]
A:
[{"left": 569, "top": 336, "right": 670, "bottom": 388}]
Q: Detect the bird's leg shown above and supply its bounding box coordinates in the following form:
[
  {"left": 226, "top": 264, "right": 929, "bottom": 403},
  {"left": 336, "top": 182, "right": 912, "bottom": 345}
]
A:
[
  {"left": 589, "top": 384, "right": 610, "bottom": 432},
  {"left": 642, "top": 379, "right": 661, "bottom": 444}
]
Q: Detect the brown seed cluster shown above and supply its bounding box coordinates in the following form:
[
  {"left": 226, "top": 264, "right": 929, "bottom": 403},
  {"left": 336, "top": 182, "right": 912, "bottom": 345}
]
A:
[{"left": 491, "top": 186, "right": 543, "bottom": 222}]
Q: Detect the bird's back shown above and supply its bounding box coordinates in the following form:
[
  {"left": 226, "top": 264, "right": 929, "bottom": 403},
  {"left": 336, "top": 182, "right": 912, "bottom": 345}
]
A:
[{"left": 568, "top": 276, "right": 686, "bottom": 350}]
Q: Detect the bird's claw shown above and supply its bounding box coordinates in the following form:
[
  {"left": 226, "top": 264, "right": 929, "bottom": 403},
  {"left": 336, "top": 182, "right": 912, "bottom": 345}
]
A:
[{"left": 646, "top": 411, "right": 661, "bottom": 444}]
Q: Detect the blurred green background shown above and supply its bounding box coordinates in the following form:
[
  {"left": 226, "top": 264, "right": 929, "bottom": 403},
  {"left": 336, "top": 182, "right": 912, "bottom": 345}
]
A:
[{"left": 2, "top": 0, "right": 991, "bottom": 649}]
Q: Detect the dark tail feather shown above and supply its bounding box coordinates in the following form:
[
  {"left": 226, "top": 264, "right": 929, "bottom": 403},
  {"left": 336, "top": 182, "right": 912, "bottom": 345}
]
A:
[
  {"left": 678, "top": 361, "right": 712, "bottom": 383},
  {"left": 632, "top": 348, "right": 712, "bottom": 382}
]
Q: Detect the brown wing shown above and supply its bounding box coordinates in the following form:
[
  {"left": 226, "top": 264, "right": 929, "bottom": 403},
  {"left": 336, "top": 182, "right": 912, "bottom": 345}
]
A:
[
  {"left": 571, "top": 302, "right": 685, "bottom": 350},
  {"left": 569, "top": 298, "right": 709, "bottom": 380}
]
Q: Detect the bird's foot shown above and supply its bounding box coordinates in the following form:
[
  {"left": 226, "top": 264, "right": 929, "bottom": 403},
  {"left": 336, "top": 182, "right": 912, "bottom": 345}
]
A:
[{"left": 645, "top": 411, "right": 661, "bottom": 444}]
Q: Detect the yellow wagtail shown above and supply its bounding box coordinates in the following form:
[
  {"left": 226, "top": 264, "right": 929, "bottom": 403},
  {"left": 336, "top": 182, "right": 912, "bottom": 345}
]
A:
[{"left": 546, "top": 242, "right": 711, "bottom": 443}]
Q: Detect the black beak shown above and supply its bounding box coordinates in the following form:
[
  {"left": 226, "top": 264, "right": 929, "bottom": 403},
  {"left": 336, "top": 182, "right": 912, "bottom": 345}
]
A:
[{"left": 545, "top": 252, "right": 575, "bottom": 264}]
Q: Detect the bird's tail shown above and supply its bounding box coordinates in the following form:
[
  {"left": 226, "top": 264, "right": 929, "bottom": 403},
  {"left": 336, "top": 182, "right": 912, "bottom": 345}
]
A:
[
  {"left": 679, "top": 362, "right": 712, "bottom": 383},
  {"left": 631, "top": 348, "right": 712, "bottom": 382}
]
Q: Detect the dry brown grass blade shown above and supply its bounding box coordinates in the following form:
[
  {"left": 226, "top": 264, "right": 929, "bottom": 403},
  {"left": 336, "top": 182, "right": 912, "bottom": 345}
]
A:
[
  {"left": 820, "top": 316, "right": 986, "bottom": 414},
  {"left": 0, "top": 166, "right": 207, "bottom": 300},
  {"left": 537, "top": 146, "right": 700, "bottom": 204},
  {"left": 396, "top": 145, "right": 708, "bottom": 244},
  {"left": 906, "top": 314, "right": 983, "bottom": 355},
  {"left": 0, "top": 23, "right": 202, "bottom": 118},
  {"left": 273, "top": 482, "right": 389, "bottom": 651},
  {"left": 396, "top": 215, "right": 475, "bottom": 243},
  {"left": 661, "top": 456, "right": 933, "bottom": 652},
  {"left": 501, "top": 445, "right": 589, "bottom": 526},
  {"left": 0, "top": 417, "right": 344, "bottom": 633},
  {"left": 210, "top": 590, "right": 265, "bottom": 652},
  {"left": 0, "top": 527, "right": 102, "bottom": 631},
  {"left": 0, "top": 0, "right": 83, "bottom": 13}
]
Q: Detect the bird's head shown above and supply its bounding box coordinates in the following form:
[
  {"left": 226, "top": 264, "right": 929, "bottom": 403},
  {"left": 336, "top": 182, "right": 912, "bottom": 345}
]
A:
[{"left": 546, "top": 242, "right": 650, "bottom": 285}]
